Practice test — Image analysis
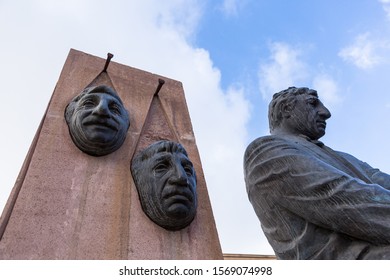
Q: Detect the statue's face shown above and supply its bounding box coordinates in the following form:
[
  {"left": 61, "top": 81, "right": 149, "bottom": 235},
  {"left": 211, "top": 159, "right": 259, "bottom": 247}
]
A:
[
  {"left": 66, "top": 87, "right": 130, "bottom": 156},
  {"left": 150, "top": 150, "right": 196, "bottom": 219},
  {"left": 283, "top": 93, "right": 331, "bottom": 140},
  {"left": 132, "top": 142, "right": 197, "bottom": 231}
]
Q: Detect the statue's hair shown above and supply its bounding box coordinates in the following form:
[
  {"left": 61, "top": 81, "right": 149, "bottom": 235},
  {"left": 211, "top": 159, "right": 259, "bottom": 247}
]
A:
[{"left": 268, "top": 87, "right": 318, "bottom": 133}]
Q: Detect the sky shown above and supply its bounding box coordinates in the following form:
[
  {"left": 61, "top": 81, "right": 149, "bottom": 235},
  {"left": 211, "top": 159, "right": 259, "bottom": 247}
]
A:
[{"left": 0, "top": 0, "right": 389, "bottom": 256}]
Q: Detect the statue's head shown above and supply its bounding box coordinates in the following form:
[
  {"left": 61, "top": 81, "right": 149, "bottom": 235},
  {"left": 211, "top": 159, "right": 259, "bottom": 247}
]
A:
[
  {"left": 65, "top": 85, "right": 130, "bottom": 156},
  {"left": 269, "top": 87, "right": 331, "bottom": 140},
  {"left": 131, "top": 140, "right": 197, "bottom": 231}
]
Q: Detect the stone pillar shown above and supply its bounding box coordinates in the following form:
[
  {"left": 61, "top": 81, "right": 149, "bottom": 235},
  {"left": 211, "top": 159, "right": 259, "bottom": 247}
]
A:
[{"left": 0, "top": 49, "right": 222, "bottom": 259}]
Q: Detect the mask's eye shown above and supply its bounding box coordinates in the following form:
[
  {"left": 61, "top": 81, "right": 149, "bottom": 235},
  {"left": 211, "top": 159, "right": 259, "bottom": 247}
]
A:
[
  {"left": 183, "top": 164, "right": 194, "bottom": 176},
  {"left": 109, "top": 102, "right": 122, "bottom": 115},
  {"left": 80, "top": 98, "right": 97, "bottom": 109},
  {"left": 181, "top": 157, "right": 194, "bottom": 177},
  {"left": 154, "top": 161, "right": 170, "bottom": 174}
]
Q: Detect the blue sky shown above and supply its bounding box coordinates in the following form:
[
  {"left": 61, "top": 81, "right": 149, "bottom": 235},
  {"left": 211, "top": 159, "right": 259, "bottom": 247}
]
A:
[
  {"left": 198, "top": 0, "right": 390, "bottom": 143},
  {"left": 0, "top": 0, "right": 389, "bottom": 255}
]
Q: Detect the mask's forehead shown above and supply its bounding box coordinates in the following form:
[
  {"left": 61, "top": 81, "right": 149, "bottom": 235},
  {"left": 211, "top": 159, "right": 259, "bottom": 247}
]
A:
[
  {"left": 79, "top": 91, "right": 121, "bottom": 103},
  {"left": 151, "top": 150, "right": 189, "bottom": 162},
  {"left": 150, "top": 151, "right": 172, "bottom": 162}
]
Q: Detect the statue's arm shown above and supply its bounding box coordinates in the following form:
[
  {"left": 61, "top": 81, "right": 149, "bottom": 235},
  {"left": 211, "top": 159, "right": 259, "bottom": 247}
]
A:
[
  {"left": 371, "top": 169, "right": 390, "bottom": 189},
  {"left": 244, "top": 137, "right": 390, "bottom": 245},
  {"left": 338, "top": 151, "right": 390, "bottom": 190}
]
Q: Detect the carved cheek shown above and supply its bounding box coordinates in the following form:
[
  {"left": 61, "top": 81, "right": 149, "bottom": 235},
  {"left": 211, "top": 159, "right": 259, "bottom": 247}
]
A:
[
  {"left": 152, "top": 174, "right": 168, "bottom": 195},
  {"left": 75, "top": 109, "right": 93, "bottom": 124},
  {"left": 190, "top": 179, "right": 196, "bottom": 191},
  {"left": 115, "top": 116, "right": 128, "bottom": 131}
]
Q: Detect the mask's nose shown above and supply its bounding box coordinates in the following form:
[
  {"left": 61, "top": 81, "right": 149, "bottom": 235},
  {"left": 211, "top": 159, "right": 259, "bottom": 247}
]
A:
[
  {"left": 168, "top": 162, "right": 188, "bottom": 187},
  {"left": 92, "top": 100, "right": 110, "bottom": 117}
]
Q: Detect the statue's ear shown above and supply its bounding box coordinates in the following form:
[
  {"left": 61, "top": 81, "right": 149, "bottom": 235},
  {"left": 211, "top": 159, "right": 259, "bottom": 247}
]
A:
[{"left": 281, "top": 102, "right": 292, "bottom": 119}]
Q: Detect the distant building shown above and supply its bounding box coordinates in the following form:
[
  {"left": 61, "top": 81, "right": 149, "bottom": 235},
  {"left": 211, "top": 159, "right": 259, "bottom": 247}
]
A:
[{"left": 223, "top": 253, "right": 276, "bottom": 260}]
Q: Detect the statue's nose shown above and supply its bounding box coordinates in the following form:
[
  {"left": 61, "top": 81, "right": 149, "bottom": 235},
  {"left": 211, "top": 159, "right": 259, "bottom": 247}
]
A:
[{"left": 319, "top": 105, "right": 331, "bottom": 119}]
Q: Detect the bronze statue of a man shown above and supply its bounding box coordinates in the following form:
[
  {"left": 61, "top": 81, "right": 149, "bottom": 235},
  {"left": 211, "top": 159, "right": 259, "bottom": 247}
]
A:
[
  {"left": 131, "top": 140, "right": 197, "bottom": 231},
  {"left": 65, "top": 85, "right": 130, "bottom": 156},
  {"left": 244, "top": 86, "right": 390, "bottom": 259}
]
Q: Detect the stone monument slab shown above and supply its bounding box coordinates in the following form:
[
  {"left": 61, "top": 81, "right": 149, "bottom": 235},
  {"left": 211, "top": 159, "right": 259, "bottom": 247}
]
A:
[{"left": 0, "top": 49, "right": 222, "bottom": 260}]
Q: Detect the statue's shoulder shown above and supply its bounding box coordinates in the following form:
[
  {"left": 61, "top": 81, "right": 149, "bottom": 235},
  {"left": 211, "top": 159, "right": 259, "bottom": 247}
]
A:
[
  {"left": 246, "top": 135, "right": 289, "bottom": 150},
  {"left": 244, "top": 135, "right": 290, "bottom": 159}
]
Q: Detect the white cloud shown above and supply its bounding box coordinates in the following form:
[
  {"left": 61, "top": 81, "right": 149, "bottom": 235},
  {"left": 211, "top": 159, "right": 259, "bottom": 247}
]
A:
[
  {"left": 219, "top": 0, "right": 246, "bottom": 17},
  {"left": 338, "top": 33, "right": 382, "bottom": 69},
  {"left": 258, "top": 42, "right": 342, "bottom": 110},
  {"left": 379, "top": 0, "right": 390, "bottom": 20},
  {"left": 312, "top": 74, "right": 342, "bottom": 107},
  {"left": 258, "top": 42, "right": 308, "bottom": 100},
  {"left": 153, "top": 0, "right": 203, "bottom": 40},
  {"left": 0, "top": 0, "right": 257, "bottom": 254}
]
